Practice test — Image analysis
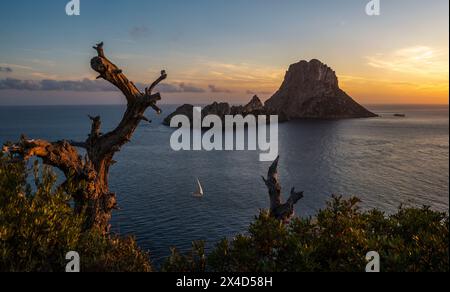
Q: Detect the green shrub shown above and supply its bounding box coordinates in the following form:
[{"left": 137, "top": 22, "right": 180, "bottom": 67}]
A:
[
  {"left": 165, "top": 196, "right": 449, "bottom": 272},
  {"left": 0, "top": 154, "right": 151, "bottom": 272},
  {"left": 77, "top": 231, "right": 152, "bottom": 272},
  {"left": 2, "top": 153, "right": 448, "bottom": 272},
  {"left": 161, "top": 241, "right": 207, "bottom": 272}
]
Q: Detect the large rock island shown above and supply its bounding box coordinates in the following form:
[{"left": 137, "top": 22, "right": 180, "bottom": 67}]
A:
[
  {"left": 163, "top": 59, "right": 377, "bottom": 125},
  {"left": 264, "top": 59, "right": 377, "bottom": 120}
]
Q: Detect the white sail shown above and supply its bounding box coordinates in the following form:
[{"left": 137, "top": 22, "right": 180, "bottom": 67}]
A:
[{"left": 193, "top": 178, "right": 204, "bottom": 197}]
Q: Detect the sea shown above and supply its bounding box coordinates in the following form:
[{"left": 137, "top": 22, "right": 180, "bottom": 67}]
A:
[{"left": 0, "top": 104, "right": 448, "bottom": 265}]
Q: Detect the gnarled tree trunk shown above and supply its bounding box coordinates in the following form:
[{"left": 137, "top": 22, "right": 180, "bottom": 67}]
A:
[
  {"left": 3, "top": 43, "right": 167, "bottom": 233},
  {"left": 262, "top": 156, "right": 304, "bottom": 221}
]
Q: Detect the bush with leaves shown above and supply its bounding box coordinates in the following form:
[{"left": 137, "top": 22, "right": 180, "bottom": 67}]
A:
[
  {"left": 2, "top": 153, "right": 448, "bottom": 272},
  {"left": 165, "top": 196, "right": 449, "bottom": 272},
  {"left": 161, "top": 241, "right": 207, "bottom": 272},
  {"left": 0, "top": 154, "right": 151, "bottom": 272}
]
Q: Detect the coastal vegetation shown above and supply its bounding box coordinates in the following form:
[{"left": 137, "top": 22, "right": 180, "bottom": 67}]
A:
[
  {"left": 1, "top": 153, "right": 448, "bottom": 272},
  {"left": 164, "top": 197, "right": 449, "bottom": 272},
  {"left": 0, "top": 154, "right": 151, "bottom": 272}
]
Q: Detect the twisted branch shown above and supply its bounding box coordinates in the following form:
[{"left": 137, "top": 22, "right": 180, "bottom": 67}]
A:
[
  {"left": 2, "top": 42, "right": 168, "bottom": 232},
  {"left": 262, "top": 156, "right": 304, "bottom": 221}
]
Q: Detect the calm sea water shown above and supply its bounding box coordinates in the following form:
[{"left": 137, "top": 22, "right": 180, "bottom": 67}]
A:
[{"left": 0, "top": 104, "right": 448, "bottom": 264}]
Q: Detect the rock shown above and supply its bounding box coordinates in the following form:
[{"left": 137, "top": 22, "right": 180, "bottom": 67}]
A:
[
  {"left": 163, "top": 96, "right": 268, "bottom": 127},
  {"left": 264, "top": 59, "right": 377, "bottom": 120},
  {"left": 163, "top": 104, "right": 194, "bottom": 126},
  {"left": 231, "top": 95, "right": 265, "bottom": 115},
  {"left": 202, "top": 102, "right": 231, "bottom": 119},
  {"left": 163, "top": 102, "right": 232, "bottom": 127},
  {"left": 244, "top": 95, "right": 265, "bottom": 113}
]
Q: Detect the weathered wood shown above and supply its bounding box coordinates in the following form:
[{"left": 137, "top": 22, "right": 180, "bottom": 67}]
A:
[
  {"left": 3, "top": 43, "right": 167, "bottom": 233},
  {"left": 262, "top": 156, "right": 304, "bottom": 221}
]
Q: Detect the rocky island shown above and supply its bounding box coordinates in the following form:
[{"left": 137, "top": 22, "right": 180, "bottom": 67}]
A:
[
  {"left": 163, "top": 59, "right": 377, "bottom": 125},
  {"left": 163, "top": 95, "right": 266, "bottom": 126},
  {"left": 264, "top": 59, "right": 377, "bottom": 120}
]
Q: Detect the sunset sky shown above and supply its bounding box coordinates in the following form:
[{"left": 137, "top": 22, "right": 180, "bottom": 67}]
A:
[{"left": 0, "top": 0, "right": 448, "bottom": 105}]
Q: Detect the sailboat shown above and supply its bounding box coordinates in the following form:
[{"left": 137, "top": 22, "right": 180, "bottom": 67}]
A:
[{"left": 193, "top": 178, "right": 204, "bottom": 198}]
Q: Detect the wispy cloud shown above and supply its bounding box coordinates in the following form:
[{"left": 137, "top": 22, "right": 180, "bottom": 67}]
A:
[
  {"left": 172, "top": 60, "right": 284, "bottom": 95},
  {"left": 0, "top": 78, "right": 206, "bottom": 93},
  {"left": 246, "top": 89, "right": 272, "bottom": 96},
  {"left": 359, "top": 45, "right": 449, "bottom": 102},
  {"left": 204, "top": 61, "right": 283, "bottom": 84},
  {"left": 0, "top": 67, "right": 13, "bottom": 73},
  {"left": 28, "top": 59, "right": 56, "bottom": 67},
  {"left": 31, "top": 72, "right": 59, "bottom": 79},
  {"left": 340, "top": 74, "right": 447, "bottom": 89},
  {"left": 208, "top": 84, "right": 232, "bottom": 93},
  {"left": 0, "top": 78, "right": 41, "bottom": 90},
  {"left": 0, "top": 78, "right": 113, "bottom": 91},
  {"left": 366, "top": 46, "right": 449, "bottom": 76},
  {"left": 0, "top": 63, "right": 33, "bottom": 71},
  {"left": 152, "top": 82, "right": 205, "bottom": 93},
  {"left": 178, "top": 83, "right": 206, "bottom": 93}
]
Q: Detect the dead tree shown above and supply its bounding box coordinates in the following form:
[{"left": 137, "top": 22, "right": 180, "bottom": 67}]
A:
[
  {"left": 3, "top": 42, "right": 167, "bottom": 232},
  {"left": 262, "top": 156, "right": 304, "bottom": 221}
]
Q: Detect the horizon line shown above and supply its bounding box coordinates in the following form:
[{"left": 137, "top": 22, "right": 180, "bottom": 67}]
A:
[{"left": 0, "top": 103, "right": 448, "bottom": 107}]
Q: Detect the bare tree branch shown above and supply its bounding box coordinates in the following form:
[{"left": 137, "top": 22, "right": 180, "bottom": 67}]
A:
[
  {"left": 3, "top": 138, "right": 85, "bottom": 176},
  {"left": 88, "top": 115, "right": 102, "bottom": 140},
  {"left": 2, "top": 42, "right": 167, "bottom": 232},
  {"left": 288, "top": 187, "right": 304, "bottom": 206},
  {"left": 93, "top": 42, "right": 105, "bottom": 58},
  {"left": 145, "top": 70, "right": 167, "bottom": 96},
  {"left": 90, "top": 43, "right": 141, "bottom": 103},
  {"left": 262, "top": 156, "right": 304, "bottom": 221}
]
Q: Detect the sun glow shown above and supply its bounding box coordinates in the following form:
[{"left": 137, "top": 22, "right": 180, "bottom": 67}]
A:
[{"left": 339, "top": 46, "right": 449, "bottom": 105}]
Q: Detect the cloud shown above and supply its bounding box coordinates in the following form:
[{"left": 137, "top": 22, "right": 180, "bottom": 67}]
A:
[
  {"left": 208, "top": 84, "right": 232, "bottom": 93},
  {"left": 0, "top": 79, "right": 40, "bottom": 90},
  {"left": 203, "top": 61, "right": 283, "bottom": 85},
  {"left": 246, "top": 89, "right": 272, "bottom": 95},
  {"left": 0, "top": 78, "right": 206, "bottom": 93},
  {"left": 0, "top": 67, "right": 13, "bottom": 73},
  {"left": 0, "top": 63, "right": 33, "bottom": 71},
  {"left": 150, "top": 83, "right": 181, "bottom": 93},
  {"left": 31, "top": 72, "right": 59, "bottom": 79},
  {"left": 366, "top": 46, "right": 449, "bottom": 76},
  {"left": 41, "top": 79, "right": 115, "bottom": 91},
  {"left": 178, "top": 83, "right": 206, "bottom": 93},
  {"left": 129, "top": 25, "right": 151, "bottom": 39},
  {"left": 136, "top": 82, "right": 205, "bottom": 93},
  {"left": 361, "top": 46, "right": 449, "bottom": 101},
  {"left": 0, "top": 78, "right": 114, "bottom": 91},
  {"left": 28, "top": 59, "right": 56, "bottom": 67},
  {"left": 177, "top": 60, "right": 283, "bottom": 94}
]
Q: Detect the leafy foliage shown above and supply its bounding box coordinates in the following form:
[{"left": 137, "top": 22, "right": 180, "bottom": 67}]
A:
[
  {"left": 0, "top": 154, "right": 151, "bottom": 272},
  {"left": 165, "top": 196, "right": 449, "bottom": 272},
  {"left": 76, "top": 231, "right": 152, "bottom": 272},
  {"left": 1, "top": 153, "right": 448, "bottom": 272},
  {"left": 161, "top": 241, "right": 207, "bottom": 272}
]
